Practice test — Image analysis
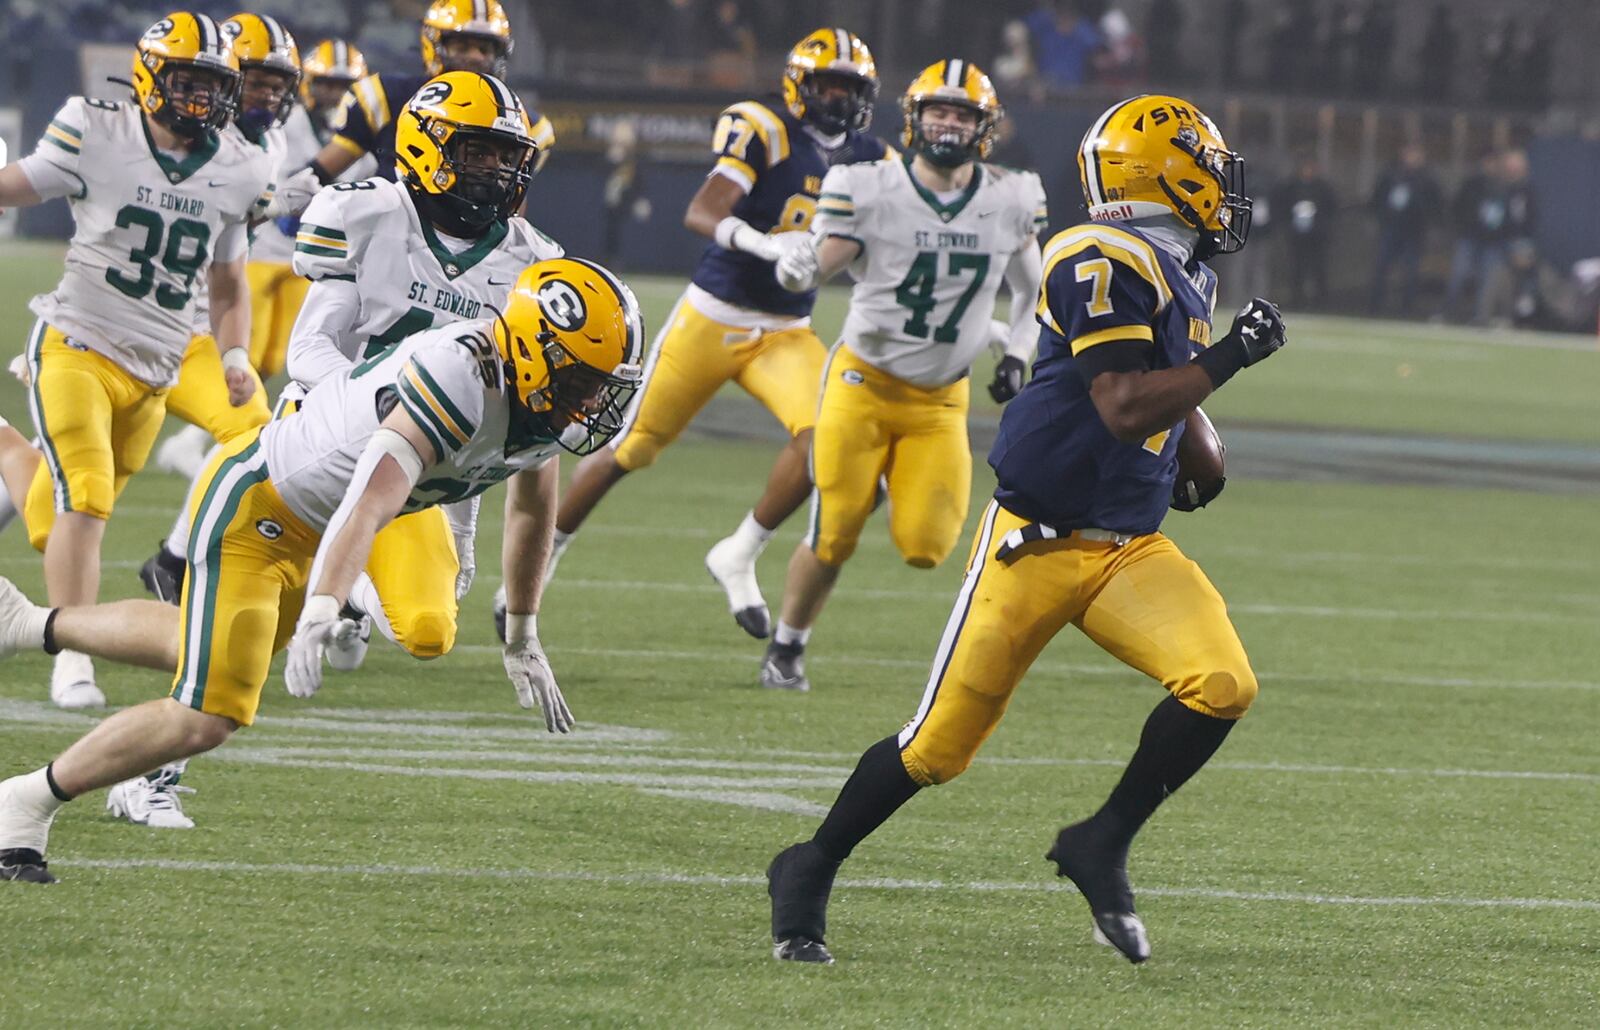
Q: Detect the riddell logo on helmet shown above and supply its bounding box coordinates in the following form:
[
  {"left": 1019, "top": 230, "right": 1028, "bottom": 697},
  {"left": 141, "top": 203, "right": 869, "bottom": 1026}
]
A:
[{"left": 1093, "top": 203, "right": 1136, "bottom": 221}]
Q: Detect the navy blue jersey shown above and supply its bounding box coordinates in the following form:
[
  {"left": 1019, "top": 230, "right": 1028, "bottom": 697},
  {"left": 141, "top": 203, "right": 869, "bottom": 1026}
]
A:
[
  {"left": 330, "top": 72, "right": 432, "bottom": 180},
  {"left": 691, "top": 98, "right": 889, "bottom": 317},
  {"left": 989, "top": 221, "right": 1219, "bottom": 535}
]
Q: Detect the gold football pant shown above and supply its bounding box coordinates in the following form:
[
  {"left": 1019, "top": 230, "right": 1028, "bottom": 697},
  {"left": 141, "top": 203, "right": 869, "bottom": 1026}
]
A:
[
  {"left": 164, "top": 332, "right": 272, "bottom": 442},
  {"left": 806, "top": 345, "right": 971, "bottom": 568},
  {"left": 246, "top": 261, "right": 310, "bottom": 379},
  {"left": 896, "top": 501, "right": 1259, "bottom": 786},
  {"left": 22, "top": 320, "right": 168, "bottom": 551},
  {"left": 365, "top": 508, "right": 461, "bottom": 659},
  {"left": 170, "top": 431, "right": 319, "bottom": 727},
  {"left": 611, "top": 292, "right": 825, "bottom": 471}
]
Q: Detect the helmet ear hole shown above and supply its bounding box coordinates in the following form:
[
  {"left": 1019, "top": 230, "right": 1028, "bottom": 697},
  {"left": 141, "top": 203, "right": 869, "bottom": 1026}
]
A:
[{"left": 1176, "top": 178, "right": 1204, "bottom": 193}]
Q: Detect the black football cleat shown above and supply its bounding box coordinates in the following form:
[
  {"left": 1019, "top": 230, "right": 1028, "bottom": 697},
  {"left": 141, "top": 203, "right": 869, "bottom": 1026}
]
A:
[
  {"left": 138, "top": 543, "right": 187, "bottom": 606},
  {"left": 760, "top": 642, "right": 809, "bottom": 692},
  {"left": 0, "top": 848, "right": 57, "bottom": 884},
  {"left": 1047, "top": 820, "right": 1151, "bottom": 964},
  {"left": 732, "top": 607, "right": 772, "bottom": 640},
  {"left": 768, "top": 841, "right": 840, "bottom": 964},
  {"left": 493, "top": 588, "right": 508, "bottom": 644}
]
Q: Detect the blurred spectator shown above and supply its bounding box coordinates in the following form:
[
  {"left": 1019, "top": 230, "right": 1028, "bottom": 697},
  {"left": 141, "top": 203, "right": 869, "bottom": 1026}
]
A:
[
  {"left": 1025, "top": 0, "right": 1104, "bottom": 90},
  {"left": 1367, "top": 143, "right": 1441, "bottom": 316},
  {"left": 1481, "top": 15, "right": 1515, "bottom": 105},
  {"left": 705, "top": 0, "right": 757, "bottom": 90},
  {"left": 1144, "top": 0, "right": 1184, "bottom": 85},
  {"left": 1510, "top": 20, "right": 1554, "bottom": 110},
  {"left": 601, "top": 121, "right": 651, "bottom": 269},
  {"left": 654, "top": 0, "right": 702, "bottom": 62},
  {"left": 1439, "top": 149, "right": 1537, "bottom": 323},
  {"left": 1352, "top": 1, "right": 1394, "bottom": 98},
  {"left": 1277, "top": 155, "right": 1338, "bottom": 308},
  {"left": 1416, "top": 4, "right": 1458, "bottom": 101},
  {"left": 1216, "top": 0, "right": 1246, "bottom": 88},
  {"left": 992, "top": 20, "right": 1038, "bottom": 94},
  {"left": 1093, "top": 7, "right": 1143, "bottom": 89}
]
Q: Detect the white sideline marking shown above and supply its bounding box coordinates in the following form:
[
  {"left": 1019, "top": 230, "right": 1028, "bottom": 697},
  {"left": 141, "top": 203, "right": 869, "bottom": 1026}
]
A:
[
  {"left": 53, "top": 858, "right": 1600, "bottom": 912},
  {"left": 639, "top": 788, "right": 829, "bottom": 817}
]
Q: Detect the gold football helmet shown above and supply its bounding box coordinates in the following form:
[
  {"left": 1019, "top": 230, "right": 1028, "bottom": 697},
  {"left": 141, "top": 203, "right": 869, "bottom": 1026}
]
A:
[
  {"left": 299, "top": 38, "right": 367, "bottom": 113},
  {"left": 494, "top": 258, "right": 645, "bottom": 455},
  {"left": 394, "top": 71, "right": 544, "bottom": 235},
  {"left": 901, "top": 59, "right": 1003, "bottom": 168},
  {"left": 221, "top": 13, "right": 300, "bottom": 132},
  {"left": 782, "top": 28, "right": 878, "bottom": 134},
  {"left": 1078, "top": 94, "right": 1252, "bottom": 256},
  {"left": 421, "top": 0, "right": 513, "bottom": 77},
  {"left": 132, "top": 12, "right": 241, "bottom": 139}
]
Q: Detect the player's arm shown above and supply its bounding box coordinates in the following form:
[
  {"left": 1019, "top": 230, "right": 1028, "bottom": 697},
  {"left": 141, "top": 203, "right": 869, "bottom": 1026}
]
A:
[
  {"left": 777, "top": 164, "right": 864, "bottom": 291},
  {"left": 2, "top": 98, "right": 95, "bottom": 211},
  {"left": 309, "top": 77, "right": 381, "bottom": 182},
  {"left": 988, "top": 235, "right": 1045, "bottom": 402},
  {"left": 0, "top": 164, "right": 43, "bottom": 209},
  {"left": 684, "top": 105, "right": 795, "bottom": 263},
  {"left": 286, "top": 189, "right": 363, "bottom": 386},
  {"left": 207, "top": 231, "right": 258, "bottom": 406},
  {"left": 499, "top": 459, "right": 574, "bottom": 732}
]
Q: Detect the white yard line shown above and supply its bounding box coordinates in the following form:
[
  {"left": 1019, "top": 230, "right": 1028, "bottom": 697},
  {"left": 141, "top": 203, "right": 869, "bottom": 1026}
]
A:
[{"left": 52, "top": 857, "right": 1600, "bottom": 912}]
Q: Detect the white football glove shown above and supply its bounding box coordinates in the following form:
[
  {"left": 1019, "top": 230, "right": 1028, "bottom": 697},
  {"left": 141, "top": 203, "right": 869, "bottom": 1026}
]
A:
[
  {"left": 284, "top": 594, "right": 341, "bottom": 698},
  {"left": 501, "top": 613, "right": 574, "bottom": 733},
  {"left": 265, "top": 166, "right": 322, "bottom": 219},
  {"left": 774, "top": 234, "right": 821, "bottom": 292},
  {"left": 453, "top": 533, "right": 475, "bottom": 601}
]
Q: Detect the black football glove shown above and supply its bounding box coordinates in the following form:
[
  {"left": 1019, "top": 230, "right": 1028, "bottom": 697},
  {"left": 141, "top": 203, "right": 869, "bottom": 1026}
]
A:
[
  {"left": 988, "top": 355, "right": 1027, "bottom": 403},
  {"left": 1194, "top": 298, "right": 1287, "bottom": 388},
  {"left": 1170, "top": 475, "right": 1226, "bottom": 512}
]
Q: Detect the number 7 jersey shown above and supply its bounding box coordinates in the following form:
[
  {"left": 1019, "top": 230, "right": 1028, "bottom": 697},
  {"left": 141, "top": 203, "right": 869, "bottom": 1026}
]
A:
[
  {"left": 292, "top": 176, "right": 563, "bottom": 368},
  {"left": 814, "top": 156, "right": 1047, "bottom": 387},
  {"left": 20, "top": 97, "right": 276, "bottom": 386}
]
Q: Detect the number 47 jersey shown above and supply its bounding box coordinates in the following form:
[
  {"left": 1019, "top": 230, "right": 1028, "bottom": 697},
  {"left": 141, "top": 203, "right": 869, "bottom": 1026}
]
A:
[
  {"left": 291, "top": 176, "right": 562, "bottom": 374},
  {"left": 21, "top": 96, "right": 276, "bottom": 386},
  {"left": 814, "top": 156, "right": 1047, "bottom": 387}
]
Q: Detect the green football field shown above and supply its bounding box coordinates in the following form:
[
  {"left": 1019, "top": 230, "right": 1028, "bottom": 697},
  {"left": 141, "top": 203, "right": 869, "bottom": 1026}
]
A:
[{"left": 0, "top": 241, "right": 1598, "bottom": 1027}]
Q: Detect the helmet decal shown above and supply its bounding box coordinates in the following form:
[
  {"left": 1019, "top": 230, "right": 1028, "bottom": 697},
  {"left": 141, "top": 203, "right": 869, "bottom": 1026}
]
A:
[{"left": 536, "top": 280, "right": 586, "bottom": 332}]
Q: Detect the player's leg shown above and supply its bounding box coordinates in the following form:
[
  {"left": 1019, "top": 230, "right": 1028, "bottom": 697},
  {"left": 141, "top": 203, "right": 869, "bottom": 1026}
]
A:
[
  {"left": 158, "top": 333, "right": 271, "bottom": 475},
  {"left": 768, "top": 502, "right": 1077, "bottom": 961},
  {"left": 761, "top": 353, "right": 886, "bottom": 691},
  {"left": 553, "top": 294, "right": 741, "bottom": 568},
  {"left": 883, "top": 378, "right": 971, "bottom": 569},
  {"left": 706, "top": 324, "right": 829, "bottom": 638},
  {"left": 1052, "top": 533, "right": 1259, "bottom": 963},
  {"left": 0, "top": 416, "right": 42, "bottom": 521},
  {"left": 352, "top": 508, "right": 461, "bottom": 663},
  {"left": 247, "top": 262, "right": 302, "bottom": 379}
]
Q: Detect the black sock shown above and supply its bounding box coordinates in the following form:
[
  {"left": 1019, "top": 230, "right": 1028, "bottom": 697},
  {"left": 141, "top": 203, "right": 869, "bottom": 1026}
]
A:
[
  {"left": 810, "top": 735, "right": 923, "bottom": 863},
  {"left": 44, "top": 762, "right": 73, "bottom": 802},
  {"left": 1096, "top": 695, "right": 1235, "bottom": 843}
]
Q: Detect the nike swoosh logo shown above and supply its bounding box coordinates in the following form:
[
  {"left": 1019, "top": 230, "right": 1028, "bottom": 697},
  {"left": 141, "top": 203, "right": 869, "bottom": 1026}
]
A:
[
  {"left": 207, "top": 180, "right": 228, "bottom": 187},
  {"left": 976, "top": 210, "right": 996, "bottom": 218},
  {"left": 488, "top": 278, "right": 513, "bottom": 286}
]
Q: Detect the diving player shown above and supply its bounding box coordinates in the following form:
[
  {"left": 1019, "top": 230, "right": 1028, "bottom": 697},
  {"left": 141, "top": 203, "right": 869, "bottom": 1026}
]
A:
[
  {"left": 764, "top": 94, "right": 1286, "bottom": 965},
  {"left": 0, "top": 257, "right": 645, "bottom": 884},
  {"left": 0, "top": 12, "right": 274, "bottom": 710},
  {"left": 760, "top": 59, "right": 1046, "bottom": 692},
  {"left": 543, "top": 28, "right": 889, "bottom": 640}
]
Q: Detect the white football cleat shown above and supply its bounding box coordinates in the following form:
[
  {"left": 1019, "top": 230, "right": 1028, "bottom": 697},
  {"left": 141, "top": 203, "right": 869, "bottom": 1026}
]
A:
[
  {"left": 324, "top": 614, "right": 371, "bottom": 672},
  {"left": 106, "top": 766, "right": 195, "bottom": 829},
  {"left": 154, "top": 424, "right": 212, "bottom": 479},
  {"left": 50, "top": 649, "right": 105, "bottom": 710},
  {"left": 0, "top": 577, "right": 49, "bottom": 658},
  {"left": 705, "top": 534, "right": 771, "bottom": 639}
]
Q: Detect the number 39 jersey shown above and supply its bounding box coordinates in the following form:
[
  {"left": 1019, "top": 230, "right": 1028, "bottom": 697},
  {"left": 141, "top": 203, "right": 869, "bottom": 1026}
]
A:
[
  {"left": 292, "top": 176, "right": 562, "bottom": 367},
  {"left": 814, "top": 157, "right": 1047, "bottom": 388},
  {"left": 261, "top": 320, "right": 569, "bottom": 532},
  {"left": 19, "top": 97, "right": 276, "bottom": 386}
]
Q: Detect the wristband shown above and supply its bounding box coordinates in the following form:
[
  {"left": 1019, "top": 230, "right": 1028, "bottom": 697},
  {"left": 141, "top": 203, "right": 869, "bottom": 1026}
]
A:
[
  {"left": 714, "top": 215, "right": 756, "bottom": 253},
  {"left": 1192, "top": 335, "right": 1249, "bottom": 389},
  {"left": 504, "top": 612, "right": 537, "bottom": 644},
  {"left": 221, "top": 347, "right": 253, "bottom": 374}
]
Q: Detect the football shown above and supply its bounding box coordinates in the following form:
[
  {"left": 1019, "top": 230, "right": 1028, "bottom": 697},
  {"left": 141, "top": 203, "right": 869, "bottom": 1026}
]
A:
[{"left": 1172, "top": 406, "right": 1226, "bottom": 510}]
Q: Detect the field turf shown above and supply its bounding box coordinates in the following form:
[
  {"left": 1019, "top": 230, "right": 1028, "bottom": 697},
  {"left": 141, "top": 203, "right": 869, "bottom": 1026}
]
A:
[{"left": 0, "top": 242, "right": 1597, "bottom": 1027}]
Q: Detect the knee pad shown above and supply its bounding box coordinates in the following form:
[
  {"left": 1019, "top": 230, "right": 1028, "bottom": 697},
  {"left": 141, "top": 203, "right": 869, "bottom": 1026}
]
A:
[
  {"left": 809, "top": 531, "right": 857, "bottom": 566},
  {"left": 612, "top": 432, "right": 661, "bottom": 472},
  {"left": 1178, "top": 667, "right": 1259, "bottom": 720},
  {"left": 891, "top": 523, "right": 958, "bottom": 571},
  {"left": 395, "top": 610, "right": 457, "bottom": 659}
]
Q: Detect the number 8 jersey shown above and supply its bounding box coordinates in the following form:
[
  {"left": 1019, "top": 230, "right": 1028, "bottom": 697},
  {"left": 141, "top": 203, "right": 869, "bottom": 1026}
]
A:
[
  {"left": 289, "top": 177, "right": 562, "bottom": 385},
  {"left": 814, "top": 156, "right": 1047, "bottom": 387},
  {"left": 19, "top": 96, "right": 277, "bottom": 386}
]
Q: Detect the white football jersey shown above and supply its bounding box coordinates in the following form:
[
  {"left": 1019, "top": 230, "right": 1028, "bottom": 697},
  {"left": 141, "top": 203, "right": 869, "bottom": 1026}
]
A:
[
  {"left": 261, "top": 319, "right": 569, "bottom": 532},
  {"left": 20, "top": 97, "right": 276, "bottom": 386},
  {"left": 251, "top": 107, "right": 376, "bottom": 265},
  {"left": 815, "top": 159, "right": 1047, "bottom": 387},
  {"left": 191, "top": 123, "right": 290, "bottom": 333},
  {"left": 291, "top": 176, "right": 562, "bottom": 372}
]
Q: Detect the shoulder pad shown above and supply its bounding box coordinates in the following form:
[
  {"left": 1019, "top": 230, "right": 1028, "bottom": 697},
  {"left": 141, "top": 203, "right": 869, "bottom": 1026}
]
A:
[{"left": 396, "top": 331, "right": 490, "bottom": 458}]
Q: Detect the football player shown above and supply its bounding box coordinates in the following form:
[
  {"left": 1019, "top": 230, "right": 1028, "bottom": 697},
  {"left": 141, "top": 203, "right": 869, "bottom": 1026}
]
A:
[
  {"left": 0, "top": 257, "right": 644, "bottom": 884},
  {"left": 765, "top": 94, "right": 1286, "bottom": 965},
  {"left": 759, "top": 60, "right": 1046, "bottom": 691},
  {"left": 272, "top": 0, "right": 540, "bottom": 212},
  {"left": 121, "top": 70, "right": 561, "bottom": 828},
  {"left": 541, "top": 28, "right": 889, "bottom": 640},
  {"left": 0, "top": 12, "right": 274, "bottom": 710}
]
